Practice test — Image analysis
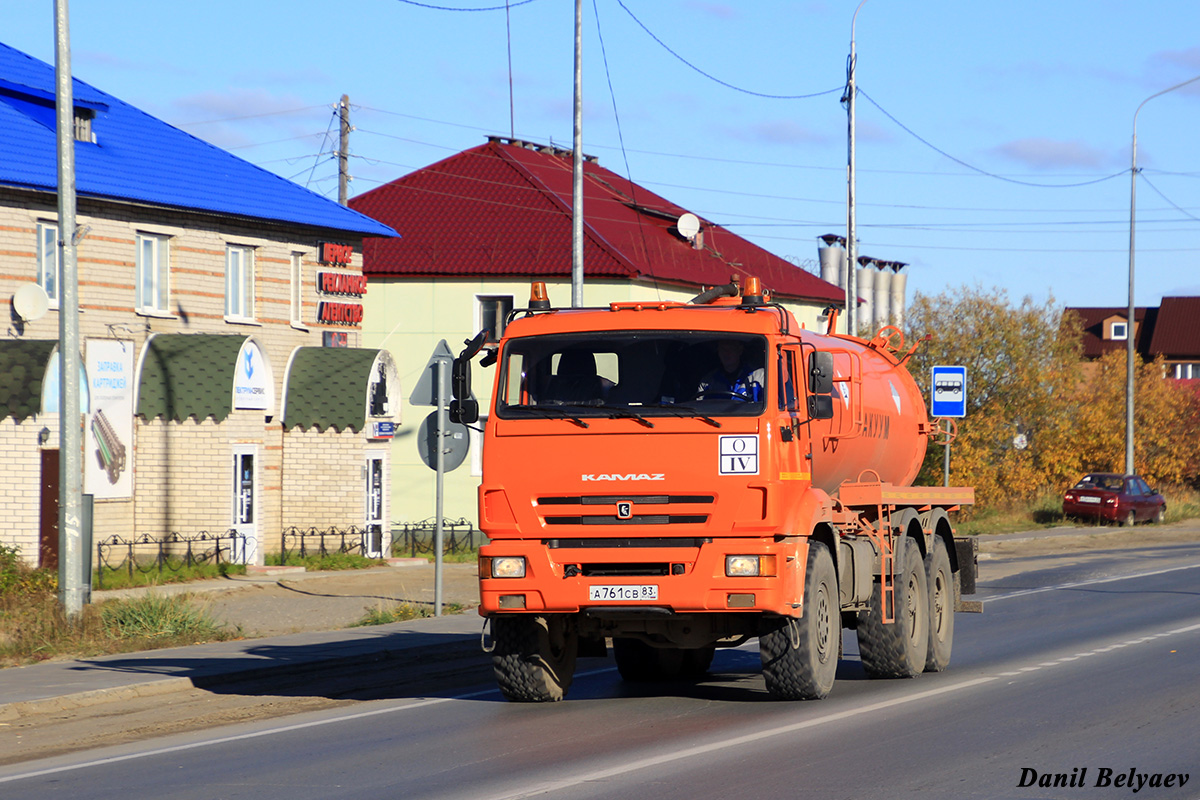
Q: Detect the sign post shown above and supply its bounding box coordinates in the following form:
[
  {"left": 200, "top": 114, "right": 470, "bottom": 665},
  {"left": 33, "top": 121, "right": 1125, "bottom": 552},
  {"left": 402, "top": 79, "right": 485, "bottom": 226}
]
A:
[
  {"left": 931, "top": 366, "right": 967, "bottom": 487},
  {"left": 410, "top": 340, "right": 460, "bottom": 615}
]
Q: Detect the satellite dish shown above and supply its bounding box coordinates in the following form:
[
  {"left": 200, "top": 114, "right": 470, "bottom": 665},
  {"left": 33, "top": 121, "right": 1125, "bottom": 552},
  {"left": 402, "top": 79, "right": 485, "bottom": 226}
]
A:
[
  {"left": 13, "top": 284, "right": 49, "bottom": 321},
  {"left": 677, "top": 212, "right": 701, "bottom": 241}
]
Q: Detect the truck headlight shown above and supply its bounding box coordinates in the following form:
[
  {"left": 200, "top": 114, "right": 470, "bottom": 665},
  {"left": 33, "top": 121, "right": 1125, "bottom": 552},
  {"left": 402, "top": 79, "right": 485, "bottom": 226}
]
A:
[
  {"left": 725, "top": 555, "right": 776, "bottom": 577},
  {"left": 491, "top": 556, "right": 527, "bottom": 579}
]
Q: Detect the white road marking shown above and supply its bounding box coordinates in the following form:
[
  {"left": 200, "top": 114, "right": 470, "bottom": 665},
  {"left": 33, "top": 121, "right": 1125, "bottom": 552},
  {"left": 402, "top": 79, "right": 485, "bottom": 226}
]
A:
[{"left": 982, "top": 561, "right": 1200, "bottom": 603}]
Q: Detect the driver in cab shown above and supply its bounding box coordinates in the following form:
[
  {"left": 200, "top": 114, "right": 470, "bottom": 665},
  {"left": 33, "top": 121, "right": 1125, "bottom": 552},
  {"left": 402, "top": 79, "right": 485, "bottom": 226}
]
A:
[{"left": 696, "top": 340, "right": 764, "bottom": 402}]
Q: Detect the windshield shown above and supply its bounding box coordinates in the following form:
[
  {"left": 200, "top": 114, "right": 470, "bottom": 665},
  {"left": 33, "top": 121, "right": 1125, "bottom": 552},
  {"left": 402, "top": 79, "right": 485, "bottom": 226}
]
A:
[{"left": 496, "top": 331, "right": 767, "bottom": 419}]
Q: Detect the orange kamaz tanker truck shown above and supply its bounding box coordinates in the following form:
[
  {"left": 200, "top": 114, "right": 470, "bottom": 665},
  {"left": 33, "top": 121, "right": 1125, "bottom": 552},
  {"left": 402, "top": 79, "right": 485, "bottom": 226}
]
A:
[{"left": 450, "top": 278, "right": 977, "bottom": 702}]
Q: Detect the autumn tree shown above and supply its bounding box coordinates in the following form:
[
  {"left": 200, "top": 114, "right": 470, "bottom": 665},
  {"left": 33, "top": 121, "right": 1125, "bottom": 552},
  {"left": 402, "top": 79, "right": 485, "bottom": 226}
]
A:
[
  {"left": 1072, "top": 350, "right": 1200, "bottom": 487},
  {"left": 903, "top": 286, "right": 1084, "bottom": 506}
]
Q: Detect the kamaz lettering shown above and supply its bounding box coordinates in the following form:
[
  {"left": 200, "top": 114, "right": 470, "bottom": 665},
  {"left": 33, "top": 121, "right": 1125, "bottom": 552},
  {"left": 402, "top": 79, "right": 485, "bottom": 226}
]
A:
[{"left": 581, "top": 473, "right": 665, "bottom": 481}]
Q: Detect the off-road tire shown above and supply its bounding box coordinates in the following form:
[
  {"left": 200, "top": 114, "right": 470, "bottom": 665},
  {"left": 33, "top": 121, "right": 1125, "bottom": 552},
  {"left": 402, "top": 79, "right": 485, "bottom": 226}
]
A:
[
  {"left": 759, "top": 542, "right": 839, "bottom": 700},
  {"left": 857, "top": 537, "right": 929, "bottom": 679},
  {"left": 491, "top": 615, "right": 578, "bottom": 702},
  {"left": 924, "top": 537, "right": 954, "bottom": 673}
]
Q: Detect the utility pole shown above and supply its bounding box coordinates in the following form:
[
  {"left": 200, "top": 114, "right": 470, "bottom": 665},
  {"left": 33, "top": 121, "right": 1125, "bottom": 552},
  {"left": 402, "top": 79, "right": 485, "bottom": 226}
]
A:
[
  {"left": 338, "top": 94, "right": 350, "bottom": 205},
  {"left": 844, "top": 0, "right": 870, "bottom": 336},
  {"left": 570, "top": 0, "right": 584, "bottom": 308},
  {"left": 54, "top": 0, "right": 86, "bottom": 619}
]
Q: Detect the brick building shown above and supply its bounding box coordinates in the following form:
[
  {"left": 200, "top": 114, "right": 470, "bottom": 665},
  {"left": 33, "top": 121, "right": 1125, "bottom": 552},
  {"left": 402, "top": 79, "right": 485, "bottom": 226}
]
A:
[{"left": 0, "top": 42, "right": 399, "bottom": 567}]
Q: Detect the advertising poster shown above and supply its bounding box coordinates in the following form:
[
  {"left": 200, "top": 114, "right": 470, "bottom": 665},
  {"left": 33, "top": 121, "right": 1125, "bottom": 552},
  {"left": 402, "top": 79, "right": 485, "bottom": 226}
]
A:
[{"left": 85, "top": 339, "right": 134, "bottom": 499}]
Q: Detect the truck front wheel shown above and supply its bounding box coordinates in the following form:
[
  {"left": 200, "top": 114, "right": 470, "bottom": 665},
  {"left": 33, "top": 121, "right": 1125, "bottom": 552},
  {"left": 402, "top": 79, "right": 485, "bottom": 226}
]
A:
[
  {"left": 759, "top": 541, "right": 839, "bottom": 700},
  {"left": 491, "top": 615, "right": 578, "bottom": 702}
]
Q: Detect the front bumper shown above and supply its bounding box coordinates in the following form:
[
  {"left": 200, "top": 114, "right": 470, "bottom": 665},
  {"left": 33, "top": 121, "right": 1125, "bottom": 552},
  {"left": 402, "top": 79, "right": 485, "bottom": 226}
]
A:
[{"left": 478, "top": 538, "right": 806, "bottom": 618}]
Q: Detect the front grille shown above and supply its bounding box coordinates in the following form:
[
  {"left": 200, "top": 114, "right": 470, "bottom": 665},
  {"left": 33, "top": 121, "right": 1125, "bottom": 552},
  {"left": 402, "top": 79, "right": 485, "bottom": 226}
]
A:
[
  {"left": 547, "top": 537, "right": 710, "bottom": 549},
  {"left": 543, "top": 514, "right": 707, "bottom": 526},
  {"left": 536, "top": 493, "right": 714, "bottom": 528},
  {"left": 581, "top": 563, "right": 669, "bottom": 577}
]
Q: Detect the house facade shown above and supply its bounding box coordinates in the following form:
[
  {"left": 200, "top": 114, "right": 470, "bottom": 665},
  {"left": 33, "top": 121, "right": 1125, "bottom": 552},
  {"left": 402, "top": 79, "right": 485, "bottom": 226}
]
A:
[
  {"left": 0, "top": 42, "right": 399, "bottom": 567},
  {"left": 1070, "top": 298, "right": 1200, "bottom": 379},
  {"left": 350, "top": 137, "right": 846, "bottom": 529}
]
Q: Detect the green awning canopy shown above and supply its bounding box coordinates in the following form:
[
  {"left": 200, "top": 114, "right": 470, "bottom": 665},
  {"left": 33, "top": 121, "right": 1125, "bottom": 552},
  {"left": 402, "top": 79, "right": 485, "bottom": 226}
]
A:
[
  {"left": 283, "top": 347, "right": 384, "bottom": 433},
  {"left": 137, "top": 334, "right": 247, "bottom": 422},
  {"left": 0, "top": 340, "right": 57, "bottom": 422}
]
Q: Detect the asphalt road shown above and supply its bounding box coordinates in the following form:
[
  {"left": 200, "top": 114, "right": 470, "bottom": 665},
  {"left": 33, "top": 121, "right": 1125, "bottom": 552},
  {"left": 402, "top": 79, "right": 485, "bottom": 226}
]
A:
[{"left": 3, "top": 538, "right": 1199, "bottom": 799}]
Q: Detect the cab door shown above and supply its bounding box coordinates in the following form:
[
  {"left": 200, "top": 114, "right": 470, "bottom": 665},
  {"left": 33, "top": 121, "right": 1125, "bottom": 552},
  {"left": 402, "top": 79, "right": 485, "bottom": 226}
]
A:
[{"left": 776, "top": 345, "right": 807, "bottom": 483}]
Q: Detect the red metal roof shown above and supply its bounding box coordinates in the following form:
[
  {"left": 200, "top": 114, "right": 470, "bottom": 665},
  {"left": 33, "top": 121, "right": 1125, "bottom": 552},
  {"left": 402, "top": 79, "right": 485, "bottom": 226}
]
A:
[
  {"left": 1068, "top": 306, "right": 1155, "bottom": 360},
  {"left": 1147, "top": 297, "right": 1200, "bottom": 358},
  {"left": 349, "top": 138, "right": 843, "bottom": 303}
]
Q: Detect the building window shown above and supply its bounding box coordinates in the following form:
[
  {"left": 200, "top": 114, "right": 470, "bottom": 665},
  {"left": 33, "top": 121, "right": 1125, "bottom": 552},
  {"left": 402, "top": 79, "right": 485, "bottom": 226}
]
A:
[
  {"left": 1110, "top": 321, "right": 1128, "bottom": 341},
  {"left": 73, "top": 109, "right": 95, "bottom": 143},
  {"left": 1174, "top": 363, "right": 1200, "bottom": 380},
  {"left": 289, "top": 253, "right": 304, "bottom": 326},
  {"left": 136, "top": 233, "right": 171, "bottom": 314},
  {"left": 36, "top": 221, "right": 59, "bottom": 306},
  {"left": 477, "top": 294, "right": 514, "bottom": 343},
  {"left": 225, "top": 245, "right": 255, "bottom": 320}
]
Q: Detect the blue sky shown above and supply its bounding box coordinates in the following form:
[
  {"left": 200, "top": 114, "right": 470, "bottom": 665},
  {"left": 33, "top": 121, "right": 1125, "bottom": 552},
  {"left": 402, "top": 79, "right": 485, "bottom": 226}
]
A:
[{"left": 8, "top": 1, "right": 1200, "bottom": 309}]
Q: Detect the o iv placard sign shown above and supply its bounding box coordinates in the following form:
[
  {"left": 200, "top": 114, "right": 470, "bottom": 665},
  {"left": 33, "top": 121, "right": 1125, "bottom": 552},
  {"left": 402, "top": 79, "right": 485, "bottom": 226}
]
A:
[{"left": 719, "top": 435, "right": 759, "bottom": 475}]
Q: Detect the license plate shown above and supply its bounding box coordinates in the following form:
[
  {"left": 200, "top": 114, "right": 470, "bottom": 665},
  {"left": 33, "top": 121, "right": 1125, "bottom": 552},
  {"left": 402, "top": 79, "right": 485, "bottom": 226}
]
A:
[
  {"left": 589, "top": 584, "right": 658, "bottom": 601},
  {"left": 1078, "top": 496, "right": 1101, "bottom": 504}
]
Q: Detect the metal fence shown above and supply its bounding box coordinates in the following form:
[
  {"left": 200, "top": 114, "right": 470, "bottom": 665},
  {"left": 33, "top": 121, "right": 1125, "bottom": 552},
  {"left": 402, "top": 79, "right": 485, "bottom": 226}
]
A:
[
  {"left": 393, "top": 517, "right": 480, "bottom": 558},
  {"left": 94, "top": 530, "right": 248, "bottom": 590},
  {"left": 280, "top": 525, "right": 388, "bottom": 561}
]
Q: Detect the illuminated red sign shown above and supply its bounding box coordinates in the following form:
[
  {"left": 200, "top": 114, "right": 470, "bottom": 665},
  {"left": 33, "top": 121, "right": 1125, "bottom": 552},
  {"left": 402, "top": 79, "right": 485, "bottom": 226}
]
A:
[
  {"left": 318, "top": 301, "right": 363, "bottom": 325},
  {"left": 318, "top": 241, "right": 353, "bottom": 266},
  {"left": 318, "top": 271, "right": 368, "bottom": 297}
]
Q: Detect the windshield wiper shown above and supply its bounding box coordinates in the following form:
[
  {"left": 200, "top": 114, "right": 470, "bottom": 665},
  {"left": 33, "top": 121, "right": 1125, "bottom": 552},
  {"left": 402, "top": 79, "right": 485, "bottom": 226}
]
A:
[
  {"left": 636, "top": 403, "right": 722, "bottom": 428},
  {"left": 593, "top": 405, "right": 655, "bottom": 428},
  {"left": 510, "top": 406, "right": 590, "bottom": 428}
]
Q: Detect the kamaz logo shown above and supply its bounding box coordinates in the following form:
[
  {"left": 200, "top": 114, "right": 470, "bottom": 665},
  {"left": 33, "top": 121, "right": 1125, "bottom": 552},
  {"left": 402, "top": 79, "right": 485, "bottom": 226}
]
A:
[{"left": 581, "top": 473, "right": 665, "bottom": 482}]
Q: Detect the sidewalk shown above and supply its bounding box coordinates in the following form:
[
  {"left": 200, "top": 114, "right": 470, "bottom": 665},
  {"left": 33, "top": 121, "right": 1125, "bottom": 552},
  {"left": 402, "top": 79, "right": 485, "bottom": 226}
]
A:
[{"left": 0, "top": 561, "right": 485, "bottom": 722}]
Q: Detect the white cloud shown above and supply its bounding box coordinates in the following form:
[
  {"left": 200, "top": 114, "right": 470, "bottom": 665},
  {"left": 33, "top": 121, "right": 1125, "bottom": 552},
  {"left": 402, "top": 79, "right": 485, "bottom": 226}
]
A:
[{"left": 990, "top": 137, "right": 1110, "bottom": 170}]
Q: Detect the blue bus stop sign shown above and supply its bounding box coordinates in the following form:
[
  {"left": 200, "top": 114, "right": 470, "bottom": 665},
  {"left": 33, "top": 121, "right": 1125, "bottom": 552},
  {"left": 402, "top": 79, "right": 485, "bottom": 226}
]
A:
[{"left": 931, "top": 365, "right": 967, "bottom": 418}]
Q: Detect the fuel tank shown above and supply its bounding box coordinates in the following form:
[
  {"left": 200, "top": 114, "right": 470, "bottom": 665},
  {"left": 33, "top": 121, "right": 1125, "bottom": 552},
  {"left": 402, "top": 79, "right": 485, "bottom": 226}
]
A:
[{"left": 799, "top": 329, "right": 929, "bottom": 494}]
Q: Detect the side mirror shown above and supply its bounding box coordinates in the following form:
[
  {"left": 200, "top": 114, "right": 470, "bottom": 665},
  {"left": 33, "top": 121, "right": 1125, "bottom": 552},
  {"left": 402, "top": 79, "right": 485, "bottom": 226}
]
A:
[
  {"left": 809, "top": 351, "right": 833, "bottom": 395},
  {"left": 807, "top": 393, "right": 834, "bottom": 420},
  {"left": 449, "top": 356, "right": 478, "bottom": 424},
  {"left": 449, "top": 397, "right": 478, "bottom": 425}
]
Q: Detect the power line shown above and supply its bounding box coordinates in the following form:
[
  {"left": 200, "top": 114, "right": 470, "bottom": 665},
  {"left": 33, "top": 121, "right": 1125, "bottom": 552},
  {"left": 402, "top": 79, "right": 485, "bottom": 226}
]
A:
[
  {"left": 858, "top": 89, "right": 1129, "bottom": 189},
  {"left": 614, "top": 0, "right": 841, "bottom": 101},
  {"left": 394, "top": 0, "right": 539, "bottom": 10}
]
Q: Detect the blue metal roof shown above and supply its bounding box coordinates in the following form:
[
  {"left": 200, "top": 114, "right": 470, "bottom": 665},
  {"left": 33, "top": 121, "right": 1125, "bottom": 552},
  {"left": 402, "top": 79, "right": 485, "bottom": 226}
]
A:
[{"left": 0, "top": 42, "right": 396, "bottom": 238}]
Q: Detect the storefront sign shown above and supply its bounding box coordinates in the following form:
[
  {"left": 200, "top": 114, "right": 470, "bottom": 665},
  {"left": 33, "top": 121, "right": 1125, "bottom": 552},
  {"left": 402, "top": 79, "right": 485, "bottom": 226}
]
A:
[
  {"left": 370, "top": 420, "right": 396, "bottom": 439},
  {"left": 234, "top": 339, "right": 273, "bottom": 411},
  {"left": 318, "top": 241, "right": 353, "bottom": 266},
  {"left": 85, "top": 339, "right": 133, "bottom": 499},
  {"left": 317, "top": 301, "right": 364, "bottom": 325},
  {"left": 318, "top": 271, "right": 367, "bottom": 296}
]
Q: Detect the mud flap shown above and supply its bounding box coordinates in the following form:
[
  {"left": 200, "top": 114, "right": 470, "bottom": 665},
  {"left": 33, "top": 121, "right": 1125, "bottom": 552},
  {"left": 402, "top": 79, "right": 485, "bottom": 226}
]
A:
[{"left": 953, "top": 536, "right": 983, "bottom": 613}]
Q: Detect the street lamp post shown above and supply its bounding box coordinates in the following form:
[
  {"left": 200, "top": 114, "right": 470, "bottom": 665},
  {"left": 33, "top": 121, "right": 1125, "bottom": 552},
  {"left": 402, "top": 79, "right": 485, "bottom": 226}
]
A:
[
  {"left": 1126, "top": 74, "right": 1200, "bottom": 475},
  {"left": 845, "top": 0, "right": 870, "bottom": 336}
]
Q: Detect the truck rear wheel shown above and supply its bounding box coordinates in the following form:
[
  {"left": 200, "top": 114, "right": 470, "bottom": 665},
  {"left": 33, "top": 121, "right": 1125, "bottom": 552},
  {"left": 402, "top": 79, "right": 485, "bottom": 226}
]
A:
[
  {"left": 491, "top": 615, "right": 578, "bottom": 702},
  {"left": 924, "top": 537, "right": 954, "bottom": 672},
  {"left": 857, "top": 536, "right": 929, "bottom": 679},
  {"left": 759, "top": 542, "right": 838, "bottom": 700}
]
